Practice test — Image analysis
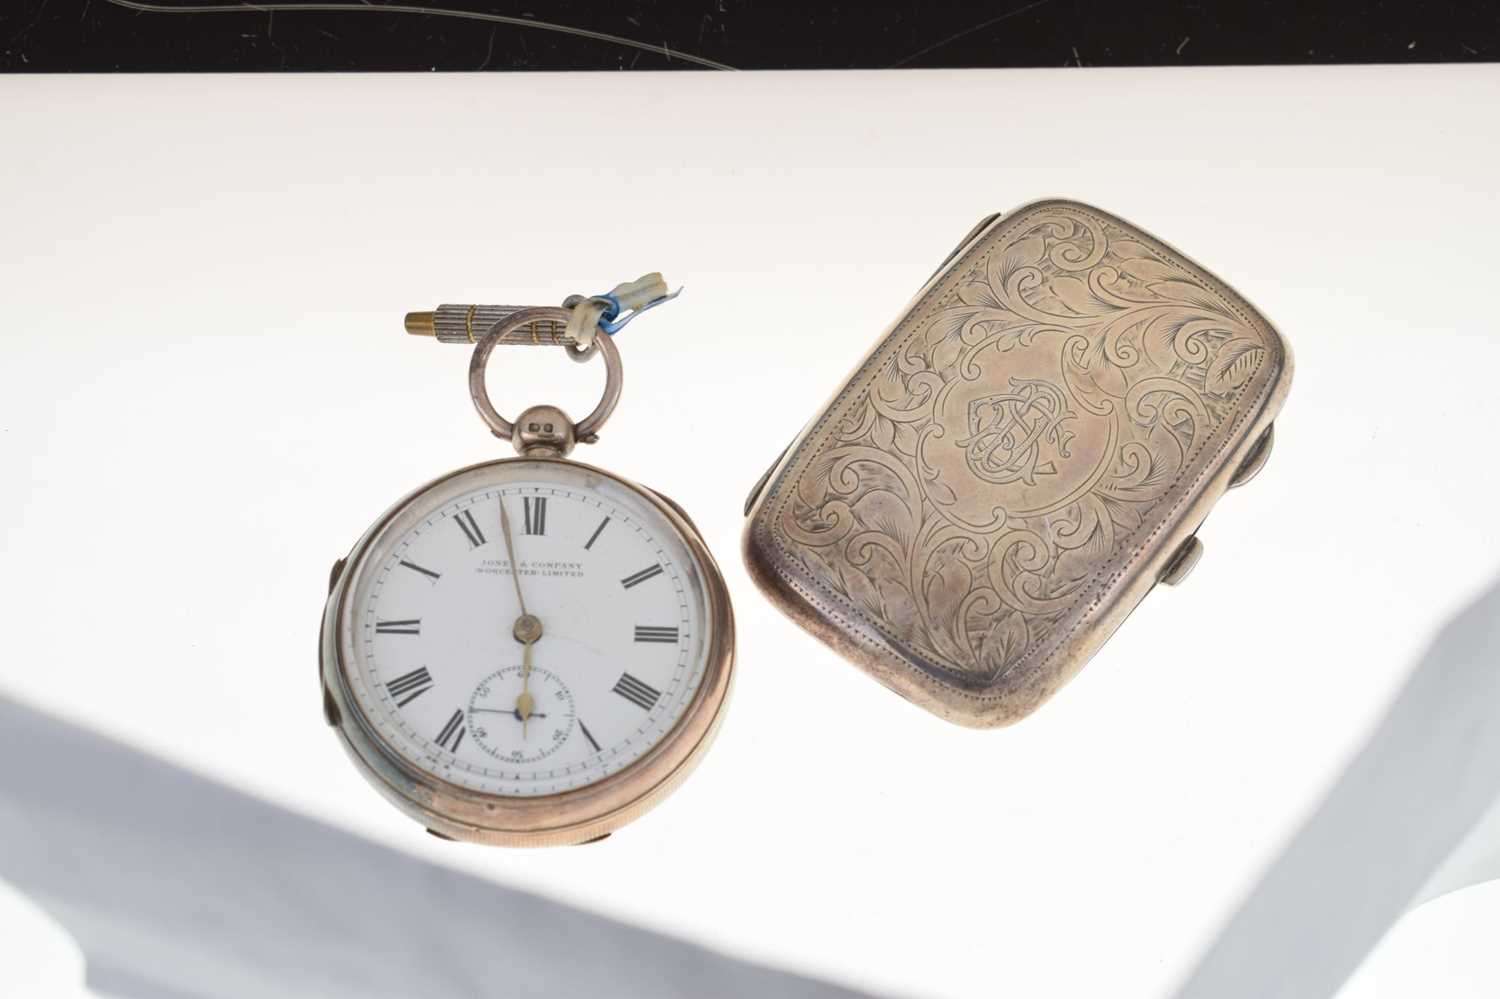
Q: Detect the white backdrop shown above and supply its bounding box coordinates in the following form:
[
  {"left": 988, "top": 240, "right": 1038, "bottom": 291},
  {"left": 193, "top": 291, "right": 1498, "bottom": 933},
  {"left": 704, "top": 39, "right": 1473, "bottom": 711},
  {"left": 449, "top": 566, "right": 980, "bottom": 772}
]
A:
[{"left": 2, "top": 66, "right": 1499, "bottom": 998}]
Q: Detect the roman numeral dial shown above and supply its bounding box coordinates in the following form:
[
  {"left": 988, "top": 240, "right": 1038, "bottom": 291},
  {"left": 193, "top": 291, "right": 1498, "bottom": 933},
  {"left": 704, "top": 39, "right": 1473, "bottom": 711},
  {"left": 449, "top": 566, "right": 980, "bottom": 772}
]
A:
[
  {"left": 348, "top": 473, "right": 711, "bottom": 802},
  {"left": 399, "top": 560, "right": 440, "bottom": 583},
  {"left": 612, "top": 672, "right": 662, "bottom": 712},
  {"left": 435, "top": 709, "right": 465, "bottom": 753},
  {"left": 385, "top": 667, "right": 434, "bottom": 707},
  {"left": 620, "top": 564, "right": 663, "bottom": 589},
  {"left": 584, "top": 516, "right": 609, "bottom": 551},
  {"left": 523, "top": 496, "right": 547, "bottom": 535},
  {"left": 454, "top": 509, "right": 486, "bottom": 549}
]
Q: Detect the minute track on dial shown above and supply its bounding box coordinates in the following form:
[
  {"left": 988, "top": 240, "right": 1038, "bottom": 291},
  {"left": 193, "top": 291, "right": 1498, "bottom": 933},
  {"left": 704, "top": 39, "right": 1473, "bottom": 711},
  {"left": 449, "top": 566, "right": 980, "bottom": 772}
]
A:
[{"left": 354, "top": 479, "right": 699, "bottom": 785}]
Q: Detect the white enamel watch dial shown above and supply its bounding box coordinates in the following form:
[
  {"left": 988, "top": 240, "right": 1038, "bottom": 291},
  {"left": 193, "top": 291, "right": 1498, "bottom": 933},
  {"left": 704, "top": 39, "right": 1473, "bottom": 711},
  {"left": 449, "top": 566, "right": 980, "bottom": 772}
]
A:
[{"left": 335, "top": 459, "right": 715, "bottom": 799}]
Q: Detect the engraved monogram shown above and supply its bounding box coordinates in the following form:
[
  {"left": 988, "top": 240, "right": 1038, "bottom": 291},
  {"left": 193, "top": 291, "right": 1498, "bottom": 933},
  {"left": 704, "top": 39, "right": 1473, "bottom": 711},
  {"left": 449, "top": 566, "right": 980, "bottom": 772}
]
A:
[
  {"left": 959, "top": 378, "right": 1076, "bottom": 487},
  {"left": 766, "top": 204, "right": 1276, "bottom": 688}
]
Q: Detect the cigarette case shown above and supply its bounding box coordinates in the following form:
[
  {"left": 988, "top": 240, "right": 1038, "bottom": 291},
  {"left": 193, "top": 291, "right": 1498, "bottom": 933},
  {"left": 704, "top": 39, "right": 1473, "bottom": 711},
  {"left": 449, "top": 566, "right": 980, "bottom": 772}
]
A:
[{"left": 743, "top": 199, "right": 1292, "bottom": 726}]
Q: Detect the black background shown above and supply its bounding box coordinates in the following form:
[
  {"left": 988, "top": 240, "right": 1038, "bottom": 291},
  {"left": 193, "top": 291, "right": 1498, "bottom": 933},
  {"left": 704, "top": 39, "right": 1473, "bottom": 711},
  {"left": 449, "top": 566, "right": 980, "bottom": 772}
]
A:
[{"left": 3, "top": 1, "right": 1497, "bottom": 72}]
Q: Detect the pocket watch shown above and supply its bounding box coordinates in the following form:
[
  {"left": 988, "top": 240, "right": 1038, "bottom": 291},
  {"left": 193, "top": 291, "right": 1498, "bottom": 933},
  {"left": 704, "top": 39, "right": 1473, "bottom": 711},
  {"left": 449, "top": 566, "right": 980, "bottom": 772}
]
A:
[{"left": 320, "top": 278, "right": 735, "bottom": 846}]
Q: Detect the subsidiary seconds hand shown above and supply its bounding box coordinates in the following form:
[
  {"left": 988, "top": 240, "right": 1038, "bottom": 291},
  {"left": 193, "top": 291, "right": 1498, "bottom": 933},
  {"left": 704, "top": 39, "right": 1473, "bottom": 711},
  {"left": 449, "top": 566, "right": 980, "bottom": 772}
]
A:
[{"left": 471, "top": 707, "right": 548, "bottom": 720}]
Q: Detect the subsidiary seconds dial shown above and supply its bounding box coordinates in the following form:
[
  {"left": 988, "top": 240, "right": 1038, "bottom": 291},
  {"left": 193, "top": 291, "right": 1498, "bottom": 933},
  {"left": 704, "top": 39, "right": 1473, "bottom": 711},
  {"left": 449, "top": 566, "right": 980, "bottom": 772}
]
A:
[
  {"left": 338, "top": 461, "right": 712, "bottom": 798},
  {"left": 468, "top": 666, "right": 576, "bottom": 764}
]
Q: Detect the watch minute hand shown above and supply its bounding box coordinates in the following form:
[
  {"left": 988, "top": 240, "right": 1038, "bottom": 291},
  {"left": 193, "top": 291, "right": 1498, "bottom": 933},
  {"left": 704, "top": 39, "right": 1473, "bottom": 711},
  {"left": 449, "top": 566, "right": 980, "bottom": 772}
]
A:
[{"left": 497, "top": 498, "right": 528, "bottom": 619}]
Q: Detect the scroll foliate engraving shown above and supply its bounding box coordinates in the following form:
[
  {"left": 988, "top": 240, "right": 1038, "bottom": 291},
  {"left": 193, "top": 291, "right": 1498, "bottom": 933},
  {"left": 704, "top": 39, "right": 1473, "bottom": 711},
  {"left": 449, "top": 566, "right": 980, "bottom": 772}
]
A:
[{"left": 764, "top": 203, "right": 1281, "bottom": 693}]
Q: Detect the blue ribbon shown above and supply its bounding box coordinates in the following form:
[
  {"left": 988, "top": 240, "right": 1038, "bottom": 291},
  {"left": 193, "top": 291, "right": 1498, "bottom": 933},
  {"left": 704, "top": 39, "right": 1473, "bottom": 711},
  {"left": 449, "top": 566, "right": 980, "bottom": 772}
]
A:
[{"left": 594, "top": 286, "right": 683, "bottom": 335}]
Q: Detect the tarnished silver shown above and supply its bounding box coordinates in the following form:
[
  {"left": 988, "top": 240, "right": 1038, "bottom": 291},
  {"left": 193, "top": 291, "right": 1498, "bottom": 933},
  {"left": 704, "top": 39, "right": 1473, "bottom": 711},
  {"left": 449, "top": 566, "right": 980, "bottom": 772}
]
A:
[
  {"left": 744, "top": 199, "right": 1293, "bottom": 727},
  {"left": 512, "top": 404, "right": 578, "bottom": 457},
  {"left": 467, "top": 307, "right": 623, "bottom": 450},
  {"left": 409, "top": 298, "right": 627, "bottom": 362},
  {"left": 424, "top": 304, "right": 573, "bottom": 345}
]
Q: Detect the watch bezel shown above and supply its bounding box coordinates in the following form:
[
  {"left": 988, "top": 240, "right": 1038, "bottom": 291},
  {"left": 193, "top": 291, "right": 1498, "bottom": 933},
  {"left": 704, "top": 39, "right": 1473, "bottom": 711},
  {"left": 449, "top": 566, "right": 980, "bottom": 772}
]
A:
[{"left": 320, "top": 456, "right": 735, "bottom": 846}]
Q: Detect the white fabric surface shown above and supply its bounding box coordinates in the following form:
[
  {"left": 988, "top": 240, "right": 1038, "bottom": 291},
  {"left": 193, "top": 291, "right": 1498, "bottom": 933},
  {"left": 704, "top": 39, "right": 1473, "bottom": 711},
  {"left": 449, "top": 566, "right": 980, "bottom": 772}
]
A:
[{"left": 2, "top": 66, "right": 1499, "bottom": 998}]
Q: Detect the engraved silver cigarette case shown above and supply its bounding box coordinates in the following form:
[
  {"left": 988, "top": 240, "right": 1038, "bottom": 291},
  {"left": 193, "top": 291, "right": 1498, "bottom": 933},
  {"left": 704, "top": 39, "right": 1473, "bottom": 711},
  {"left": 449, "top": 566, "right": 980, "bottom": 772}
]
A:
[{"left": 743, "top": 199, "right": 1292, "bottom": 727}]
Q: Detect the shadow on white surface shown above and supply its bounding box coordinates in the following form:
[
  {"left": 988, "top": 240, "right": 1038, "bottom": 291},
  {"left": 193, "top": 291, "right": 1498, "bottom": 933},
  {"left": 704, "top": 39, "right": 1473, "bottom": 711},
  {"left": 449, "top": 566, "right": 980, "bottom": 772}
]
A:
[
  {"left": 1339, "top": 880, "right": 1500, "bottom": 999},
  {"left": 1174, "top": 576, "right": 1500, "bottom": 999},
  {"left": 0, "top": 697, "right": 872, "bottom": 999},
  {"left": 3, "top": 66, "right": 1500, "bottom": 999}
]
